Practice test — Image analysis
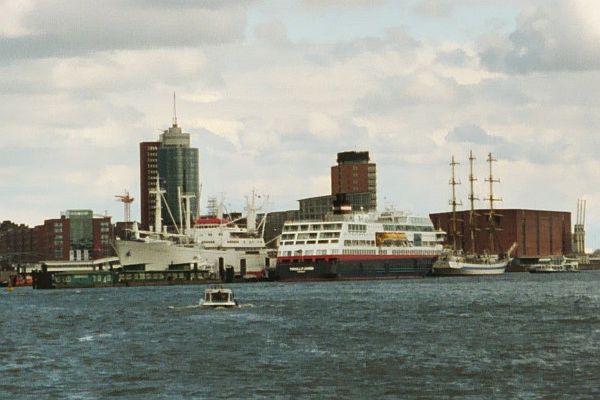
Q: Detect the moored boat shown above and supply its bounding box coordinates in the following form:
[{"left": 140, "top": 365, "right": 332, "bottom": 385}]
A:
[
  {"left": 433, "top": 152, "right": 515, "bottom": 276},
  {"left": 528, "top": 256, "right": 579, "bottom": 273},
  {"left": 114, "top": 183, "right": 270, "bottom": 279}
]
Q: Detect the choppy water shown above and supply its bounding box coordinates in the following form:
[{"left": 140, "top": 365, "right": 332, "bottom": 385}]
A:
[{"left": 2, "top": 272, "right": 600, "bottom": 399}]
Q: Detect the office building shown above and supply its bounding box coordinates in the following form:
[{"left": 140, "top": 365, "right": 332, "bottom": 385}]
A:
[{"left": 139, "top": 99, "right": 199, "bottom": 230}]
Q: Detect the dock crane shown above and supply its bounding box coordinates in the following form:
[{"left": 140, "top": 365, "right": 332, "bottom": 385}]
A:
[{"left": 115, "top": 191, "right": 134, "bottom": 222}]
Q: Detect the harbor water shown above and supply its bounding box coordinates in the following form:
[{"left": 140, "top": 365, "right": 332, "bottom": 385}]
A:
[{"left": 2, "top": 272, "right": 600, "bottom": 399}]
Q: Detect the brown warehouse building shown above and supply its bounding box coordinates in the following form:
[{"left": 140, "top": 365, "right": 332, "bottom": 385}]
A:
[{"left": 429, "top": 209, "right": 572, "bottom": 270}]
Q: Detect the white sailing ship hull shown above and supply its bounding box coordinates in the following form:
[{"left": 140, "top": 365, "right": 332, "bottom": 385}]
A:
[{"left": 433, "top": 259, "right": 508, "bottom": 276}]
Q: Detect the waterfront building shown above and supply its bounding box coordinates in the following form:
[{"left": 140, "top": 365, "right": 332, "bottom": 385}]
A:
[
  {"left": 262, "top": 210, "right": 299, "bottom": 247},
  {"left": 430, "top": 209, "right": 572, "bottom": 269},
  {"left": 139, "top": 98, "right": 199, "bottom": 231},
  {"left": 0, "top": 210, "right": 113, "bottom": 265},
  {"left": 331, "top": 151, "right": 377, "bottom": 211},
  {"left": 291, "top": 151, "right": 378, "bottom": 222},
  {"left": 297, "top": 192, "right": 373, "bottom": 221},
  {"left": 261, "top": 151, "right": 378, "bottom": 244}
]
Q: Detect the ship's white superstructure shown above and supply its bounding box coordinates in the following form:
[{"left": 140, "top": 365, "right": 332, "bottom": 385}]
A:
[
  {"left": 114, "top": 184, "right": 270, "bottom": 278},
  {"left": 528, "top": 256, "right": 579, "bottom": 273},
  {"left": 276, "top": 206, "right": 445, "bottom": 280}
]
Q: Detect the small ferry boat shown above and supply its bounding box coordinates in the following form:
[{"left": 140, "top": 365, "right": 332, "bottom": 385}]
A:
[
  {"left": 201, "top": 286, "right": 238, "bottom": 307},
  {"left": 528, "top": 256, "right": 579, "bottom": 273}
]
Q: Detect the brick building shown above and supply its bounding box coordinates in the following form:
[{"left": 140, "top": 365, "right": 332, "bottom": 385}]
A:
[
  {"left": 331, "top": 151, "right": 376, "bottom": 211},
  {"left": 429, "top": 209, "right": 572, "bottom": 260},
  {"left": 0, "top": 210, "right": 114, "bottom": 265}
]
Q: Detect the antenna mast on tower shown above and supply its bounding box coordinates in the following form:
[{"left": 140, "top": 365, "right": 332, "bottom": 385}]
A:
[{"left": 172, "top": 92, "right": 178, "bottom": 127}]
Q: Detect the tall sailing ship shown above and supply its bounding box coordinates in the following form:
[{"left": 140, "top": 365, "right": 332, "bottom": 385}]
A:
[
  {"left": 432, "top": 151, "right": 515, "bottom": 276},
  {"left": 275, "top": 196, "right": 445, "bottom": 281}
]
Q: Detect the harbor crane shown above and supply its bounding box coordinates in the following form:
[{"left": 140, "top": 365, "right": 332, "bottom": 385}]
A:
[{"left": 115, "top": 191, "right": 134, "bottom": 222}]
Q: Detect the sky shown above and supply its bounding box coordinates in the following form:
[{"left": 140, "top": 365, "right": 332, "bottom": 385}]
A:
[{"left": 1, "top": 0, "right": 600, "bottom": 249}]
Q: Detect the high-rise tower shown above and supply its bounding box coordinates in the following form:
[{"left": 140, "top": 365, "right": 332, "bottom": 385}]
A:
[{"left": 140, "top": 95, "right": 200, "bottom": 230}]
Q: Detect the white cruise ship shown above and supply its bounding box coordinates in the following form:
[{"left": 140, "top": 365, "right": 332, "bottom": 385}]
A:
[{"left": 276, "top": 206, "right": 445, "bottom": 281}]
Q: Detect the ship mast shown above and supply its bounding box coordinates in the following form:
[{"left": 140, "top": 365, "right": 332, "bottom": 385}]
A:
[
  {"left": 468, "top": 150, "right": 478, "bottom": 255},
  {"left": 149, "top": 175, "right": 166, "bottom": 234},
  {"left": 449, "top": 156, "right": 462, "bottom": 251},
  {"left": 485, "top": 152, "right": 502, "bottom": 253}
]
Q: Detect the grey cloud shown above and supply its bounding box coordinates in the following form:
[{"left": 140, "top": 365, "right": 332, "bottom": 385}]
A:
[
  {"left": 254, "top": 21, "right": 291, "bottom": 48},
  {"left": 446, "top": 124, "right": 505, "bottom": 145},
  {"left": 310, "top": 27, "right": 419, "bottom": 64},
  {"left": 435, "top": 48, "right": 469, "bottom": 67},
  {"left": 0, "top": 1, "right": 249, "bottom": 61},
  {"left": 499, "top": 138, "right": 583, "bottom": 166},
  {"left": 446, "top": 126, "right": 588, "bottom": 167},
  {"left": 473, "top": 78, "right": 532, "bottom": 105},
  {"left": 355, "top": 73, "right": 468, "bottom": 115},
  {"left": 301, "top": 0, "right": 387, "bottom": 9},
  {"left": 478, "top": 2, "right": 600, "bottom": 73},
  {"left": 414, "top": 0, "right": 453, "bottom": 18},
  {"left": 127, "top": 0, "right": 254, "bottom": 10},
  {"left": 194, "top": 127, "right": 237, "bottom": 152}
]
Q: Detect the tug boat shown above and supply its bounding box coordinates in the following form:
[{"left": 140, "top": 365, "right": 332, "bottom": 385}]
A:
[{"left": 201, "top": 286, "right": 238, "bottom": 308}]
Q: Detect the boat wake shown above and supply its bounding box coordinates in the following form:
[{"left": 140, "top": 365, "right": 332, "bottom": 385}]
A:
[
  {"left": 168, "top": 303, "right": 255, "bottom": 310},
  {"left": 168, "top": 304, "right": 202, "bottom": 310}
]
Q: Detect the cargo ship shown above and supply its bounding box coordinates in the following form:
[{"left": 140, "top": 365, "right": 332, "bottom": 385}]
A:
[
  {"left": 275, "top": 197, "right": 445, "bottom": 281},
  {"left": 114, "top": 181, "right": 270, "bottom": 280}
]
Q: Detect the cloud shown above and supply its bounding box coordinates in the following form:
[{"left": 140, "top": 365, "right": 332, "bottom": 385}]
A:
[
  {"left": 318, "top": 27, "right": 420, "bottom": 63},
  {"left": 435, "top": 48, "right": 469, "bottom": 67},
  {"left": 478, "top": 0, "right": 600, "bottom": 73},
  {"left": 3, "top": 1, "right": 600, "bottom": 248},
  {"left": 0, "top": 0, "right": 35, "bottom": 37},
  {"left": 301, "top": 0, "right": 386, "bottom": 9},
  {"left": 254, "top": 20, "right": 292, "bottom": 48},
  {"left": 0, "top": 1, "right": 249, "bottom": 62},
  {"left": 355, "top": 72, "right": 468, "bottom": 115},
  {"left": 414, "top": 0, "right": 454, "bottom": 18},
  {"left": 446, "top": 124, "right": 505, "bottom": 144}
]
